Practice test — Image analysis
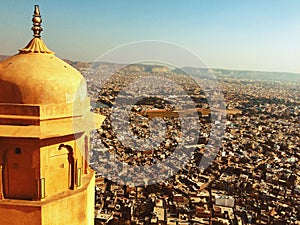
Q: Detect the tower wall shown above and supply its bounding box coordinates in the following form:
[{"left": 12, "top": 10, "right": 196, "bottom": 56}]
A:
[
  {"left": 40, "top": 134, "right": 86, "bottom": 198},
  {"left": 0, "top": 138, "right": 40, "bottom": 200},
  {"left": 41, "top": 171, "right": 95, "bottom": 225},
  {"left": 0, "top": 204, "right": 41, "bottom": 225},
  {"left": 0, "top": 171, "right": 95, "bottom": 225}
]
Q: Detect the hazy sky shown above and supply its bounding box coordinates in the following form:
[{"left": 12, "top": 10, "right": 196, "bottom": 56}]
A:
[{"left": 0, "top": 0, "right": 300, "bottom": 73}]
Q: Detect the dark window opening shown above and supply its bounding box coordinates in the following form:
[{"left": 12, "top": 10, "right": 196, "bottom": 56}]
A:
[{"left": 15, "top": 148, "right": 21, "bottom": 154}]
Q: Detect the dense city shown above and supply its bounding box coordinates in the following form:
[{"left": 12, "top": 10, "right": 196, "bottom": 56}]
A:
[{"left": 74, "top": 62, "right": 300, "bottom": 225}]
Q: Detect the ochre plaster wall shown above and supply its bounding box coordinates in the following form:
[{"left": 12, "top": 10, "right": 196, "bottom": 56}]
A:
[
  {"left": 0, "top": 172, "right": 95, "bottom": 225},
  {"left": 0, "top": 204, "right": 41, "bottom": 225},
  {"left": 41, "top": 172, "right": 95, "bottom": 225},
  {"left": 0, "top": 139, "right": 40, "bottom": 200}
]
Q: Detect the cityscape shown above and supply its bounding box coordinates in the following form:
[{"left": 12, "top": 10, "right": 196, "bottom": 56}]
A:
[{"left": 71, "top": 62, "right": 300, "bottom": 224}]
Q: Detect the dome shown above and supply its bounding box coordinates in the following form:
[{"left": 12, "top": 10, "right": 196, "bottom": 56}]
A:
[
  {"left": 0, "top": 52, "right": 87, "bottom": 105},
  {"left": 0, "top": 6, "right": 87, "bottom": 105}
]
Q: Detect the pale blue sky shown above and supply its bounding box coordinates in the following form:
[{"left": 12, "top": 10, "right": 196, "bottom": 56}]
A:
[{"left": 0, "top": 0, "right": 300, "bottom": 73}]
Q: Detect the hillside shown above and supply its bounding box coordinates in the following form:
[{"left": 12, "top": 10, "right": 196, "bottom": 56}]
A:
[
  {"left": 0, "top": 55, "right": 9, "bottom": 62},
  {"left": 1, "top": 54, "right": 299, "bottom": 82},
  {"left": 183, "top": 67, "right": 300, "bottom": 82}
]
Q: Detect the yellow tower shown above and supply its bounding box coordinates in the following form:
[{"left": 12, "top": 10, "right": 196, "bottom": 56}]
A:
[{"left": 0, "top": 5, "right": 104, "bottom": 225}]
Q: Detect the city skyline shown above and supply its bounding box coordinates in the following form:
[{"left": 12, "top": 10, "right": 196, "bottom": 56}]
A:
[{"left": 0, "top": 0, "right": 300, "bottom": 73}]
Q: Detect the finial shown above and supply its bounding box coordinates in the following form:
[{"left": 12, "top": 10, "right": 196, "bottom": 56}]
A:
[
  {"left": 19, "top": 5, "right": 54, "bottom": 54},
  {"left": 32, "top": 5, "right": 43, "bottom": 38}
]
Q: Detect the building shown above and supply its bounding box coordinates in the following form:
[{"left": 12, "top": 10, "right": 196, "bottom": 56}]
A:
[
  {"left": 0, "top": 5, "right": 105, "bottom": 225},
  {"left": 215, "top": 195, "right": 235, "bottom": 208}
]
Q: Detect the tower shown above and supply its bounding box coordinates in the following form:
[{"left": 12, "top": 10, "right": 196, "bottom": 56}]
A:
[{"left": 0, "top": 5, "right": 105, "bottom": 225}]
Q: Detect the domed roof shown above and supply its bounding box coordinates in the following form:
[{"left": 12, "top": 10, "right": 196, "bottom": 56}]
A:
[
  {"left": 0, "top": 52, "right": 86, "bottom": 105},
  {"left": 0, "top": 5, "right": 86, "bottom": 105}
]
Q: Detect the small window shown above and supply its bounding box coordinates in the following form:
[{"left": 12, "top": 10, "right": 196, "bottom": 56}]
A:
[{"left": 15, "top": 148, "right": 21, "bottom": 154}]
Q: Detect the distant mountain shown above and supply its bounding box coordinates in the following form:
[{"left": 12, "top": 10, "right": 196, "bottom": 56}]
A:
[
  {"left": 1, "top": 53, "right": 299, "bottom": 82},
  {"left": 0, "top": 55, "right": 9, "bottom": 62},
  {"left": 68, "top": 61, "right": 91, "bottom": 68},
  {"left": 183, "top": 67, "right": 300, "bottom": 82}
]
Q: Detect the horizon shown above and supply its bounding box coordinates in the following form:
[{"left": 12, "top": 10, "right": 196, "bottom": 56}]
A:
[
  {"left": 2, "top": 53, "right": 300, "bottom": 75},
  {"left": 0, "top": 0, "right": 300, "bottom": 73}
]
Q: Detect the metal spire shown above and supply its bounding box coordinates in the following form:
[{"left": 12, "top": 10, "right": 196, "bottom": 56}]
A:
[
  {"left": 31, "top": 5, "right": 43, "bottom": 38},
  {"left": 19, "top": 5, "right": 54, "bottom": 54}
]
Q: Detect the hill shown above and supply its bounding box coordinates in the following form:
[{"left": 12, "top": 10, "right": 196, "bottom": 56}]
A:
[
  {"left": 0, "top": 55, "right": 9, "bottom": 62},
  {"left": 183, "top": 67, "right": 300, "bottom": 82},
  {"left": 1, "top": 54, "right": 299, "bottom": 82}
]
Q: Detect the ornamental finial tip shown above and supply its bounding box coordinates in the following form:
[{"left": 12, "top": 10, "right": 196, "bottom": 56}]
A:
[{"left": 32, "top": 5, "right": 43, "bottom": 38}]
